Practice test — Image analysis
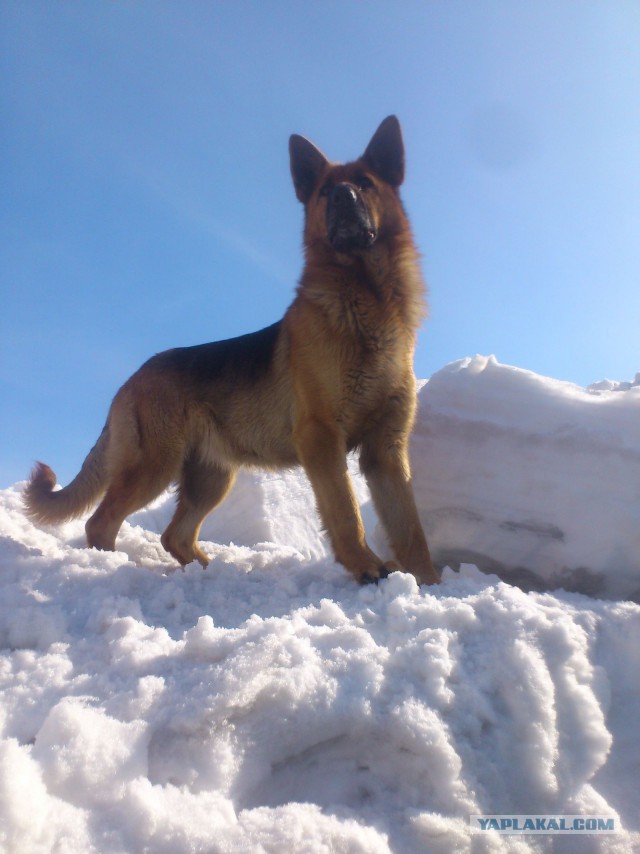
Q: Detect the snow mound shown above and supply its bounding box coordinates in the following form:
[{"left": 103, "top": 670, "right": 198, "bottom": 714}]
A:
[
  {"left": 411, "top": 356, "right": 640, "bottom": 600},
  {"left": 1, "top": 356, "right": 639, "bottom": 851}
]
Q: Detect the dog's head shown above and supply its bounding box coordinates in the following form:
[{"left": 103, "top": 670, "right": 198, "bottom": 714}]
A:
[{"left": 289, "top": 116, "right": 406, "bottom": 256}]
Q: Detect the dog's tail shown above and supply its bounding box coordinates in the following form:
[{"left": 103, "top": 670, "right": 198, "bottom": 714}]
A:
[{"left": 24, "top": 425, "right": 110, "bottom": 525}]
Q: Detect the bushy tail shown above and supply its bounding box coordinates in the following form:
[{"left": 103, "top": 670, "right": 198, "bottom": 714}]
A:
[{"left": 24, "top": 426, "right": 110, "bottom": 525}]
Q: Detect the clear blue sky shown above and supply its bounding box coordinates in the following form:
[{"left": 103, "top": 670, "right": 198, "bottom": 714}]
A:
[{"left": 1, "top": 2, "right": 639, "bottom": 486}]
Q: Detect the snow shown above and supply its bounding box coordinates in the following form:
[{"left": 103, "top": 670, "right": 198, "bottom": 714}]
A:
[
  {"left": 0, "top": 356, "right": 639, "bottom": 853},
  {"left": 411, "top": 356, "right": 640, "bottom": 601}
]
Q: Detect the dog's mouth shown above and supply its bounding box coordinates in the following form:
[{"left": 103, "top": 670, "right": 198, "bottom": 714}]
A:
[
  {"left": 326, "top": 183, "right": 377, "bottom": 253},
  {"left": 328, "top": 223, "right": 377, "bottom": 253}
]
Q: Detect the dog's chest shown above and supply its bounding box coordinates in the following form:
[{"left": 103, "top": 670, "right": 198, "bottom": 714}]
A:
[{"left": 337, "top": 311, "right": 408, "bottom": 430}]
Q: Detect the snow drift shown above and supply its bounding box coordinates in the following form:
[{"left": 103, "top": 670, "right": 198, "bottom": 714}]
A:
[
  {"left": 412, "top": 356, "right": 640, "bottom": 601},
  {"left": 0, "top": 356, "right": 638, "bottom": 852}
]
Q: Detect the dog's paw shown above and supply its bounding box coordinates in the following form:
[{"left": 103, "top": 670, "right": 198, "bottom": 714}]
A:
[{"left": 360, "top": 560, "right": 401, "bottom": 585}]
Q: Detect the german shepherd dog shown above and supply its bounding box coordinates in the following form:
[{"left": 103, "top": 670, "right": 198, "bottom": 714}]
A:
[{"left": 25, "top": 116, "right": 439, "bottom": 585}]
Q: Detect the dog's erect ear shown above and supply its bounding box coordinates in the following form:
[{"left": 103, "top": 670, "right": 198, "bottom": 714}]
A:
[
  {"left": 289, "top": 134, "right": 330, "bottom": 203},
  {"left": 362, "top": 115, "right": 404, "bottom": 187}
]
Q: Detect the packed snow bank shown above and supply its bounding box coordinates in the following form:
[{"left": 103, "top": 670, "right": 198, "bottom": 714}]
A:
[
  {"left": 411, "top": 356, "right": 640, "bottom": 600},
  {"left": 1, "top": 356, "right": 639, "bottom": 852}
]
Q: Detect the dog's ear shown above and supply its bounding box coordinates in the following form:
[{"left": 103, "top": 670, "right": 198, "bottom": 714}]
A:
[
  {"left": 289, "top": 134, "right": 329, "bottom": 203},
  {"left": 362, "top": 115, "right": 404, "bottom": 187}
]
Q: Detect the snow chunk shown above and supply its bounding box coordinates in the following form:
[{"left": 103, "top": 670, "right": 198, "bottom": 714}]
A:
[{"left": 409, "top": 356, "right": 640, "bottom": 599}]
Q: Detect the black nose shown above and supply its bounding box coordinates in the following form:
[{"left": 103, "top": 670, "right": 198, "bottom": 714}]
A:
[{"left": 330, "top": 183, "right": 358, "bottom": 209}]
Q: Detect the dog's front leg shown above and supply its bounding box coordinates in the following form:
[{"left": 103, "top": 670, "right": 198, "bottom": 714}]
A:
[
  {"left": 360, "top": 432, "right": 439, "bottom": 585},
  {"left": 293, "top": 415, "right": 392, "bottom": 583}
]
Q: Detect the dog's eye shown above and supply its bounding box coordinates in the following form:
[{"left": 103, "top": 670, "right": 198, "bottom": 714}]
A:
[
  {"left": 358, "top": 176, "right": 374, "bottom": 191},
  {"left": 319, "top": 183, "right": 331, "bottom": 198}
]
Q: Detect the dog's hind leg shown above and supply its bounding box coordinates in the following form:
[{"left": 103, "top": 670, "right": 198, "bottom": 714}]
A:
[
  {"left": 85, "top": 459, "right": 177, "bottom": 553},
  {"left": 161, "top": 457, "right": 237, "bottom": 568}
]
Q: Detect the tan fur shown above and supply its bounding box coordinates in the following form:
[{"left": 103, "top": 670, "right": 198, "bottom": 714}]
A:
[{"left": 24, "top": 116, "right": 439, "bottom": 585}]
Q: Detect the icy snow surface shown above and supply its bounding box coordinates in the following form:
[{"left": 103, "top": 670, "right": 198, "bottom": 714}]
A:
[{"left": 1, "top": 356, "right": 639, "bottom": 853}]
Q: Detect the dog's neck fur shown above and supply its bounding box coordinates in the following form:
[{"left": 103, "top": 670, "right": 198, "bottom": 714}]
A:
[{"left": 298, "top": 231, "right": 426, "bottom": 341}]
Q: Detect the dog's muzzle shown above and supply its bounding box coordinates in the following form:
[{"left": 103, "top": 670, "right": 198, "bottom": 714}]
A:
[{"left": 326, "top": 183, "right": 376, "bottom": 253}]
